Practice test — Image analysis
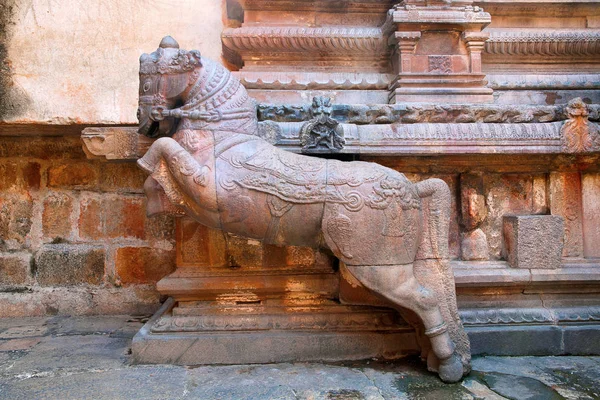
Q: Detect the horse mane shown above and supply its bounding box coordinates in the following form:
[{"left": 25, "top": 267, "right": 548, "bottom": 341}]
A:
[{"left": 173, "top": 56, "right": 258, "bottom": 137}]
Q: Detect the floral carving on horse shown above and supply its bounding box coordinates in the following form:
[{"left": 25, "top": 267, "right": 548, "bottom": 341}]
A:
[{"left": 136, "top": 37, "right": 470, "bottom": 382}]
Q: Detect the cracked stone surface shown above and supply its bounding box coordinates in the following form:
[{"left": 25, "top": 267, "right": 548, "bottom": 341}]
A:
[{"left": 0, "top": 315, "right": 599, "bottom": 399}]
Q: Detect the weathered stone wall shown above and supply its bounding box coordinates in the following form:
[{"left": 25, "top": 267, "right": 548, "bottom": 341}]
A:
[
  {"left": 0, "top": 0, "right": 224, "bottom": 125},
  {"left": 0, "top": 135, "right": 176, "bottom": 316},
  {"left": 0, "top": 0, "right": 224, "bottom": 315}
]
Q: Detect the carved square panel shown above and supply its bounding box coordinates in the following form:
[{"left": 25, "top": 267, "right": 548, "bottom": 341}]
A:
[{"left": 428, "top": 55, "right": 453, "bottom": 74}]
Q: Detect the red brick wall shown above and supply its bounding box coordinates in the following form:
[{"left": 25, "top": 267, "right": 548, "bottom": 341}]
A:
[{"left": 0, "top": 134, "right": 175, "bottom": 317}]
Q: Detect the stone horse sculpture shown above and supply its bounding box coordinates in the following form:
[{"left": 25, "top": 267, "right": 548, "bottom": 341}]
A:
[{"left": 136, "top": 36, "right": 471, "bottom": 383}]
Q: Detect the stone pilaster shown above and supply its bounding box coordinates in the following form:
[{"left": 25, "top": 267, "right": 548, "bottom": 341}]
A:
[{"left": 389, "top": 0, "right": 494, "bottom": 104}]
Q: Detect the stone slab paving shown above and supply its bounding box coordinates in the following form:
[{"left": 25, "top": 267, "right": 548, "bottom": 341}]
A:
[{"left": 0, "top": 316, "right": 598, "bottom": 399}]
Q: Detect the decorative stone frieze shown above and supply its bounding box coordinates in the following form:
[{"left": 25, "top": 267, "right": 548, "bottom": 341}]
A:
[
  {"left": 222, "top": 26, "right": 391, "bottom": 60},
  {"left": 460, "top": 306, "right": 600, "bottom": 326},
  {"left": 485, "top": 30, "right": 600, "bottom": 58},
  {"left": 236, "top": 72, "right": 394, "bottom": 90},
  {"left": 258, "top": 103, "right": 600, "bottom": 124}
]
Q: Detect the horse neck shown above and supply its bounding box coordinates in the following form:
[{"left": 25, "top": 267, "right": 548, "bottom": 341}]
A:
[
  {"left": 181, "top": 57, "right": 229, "bottom": 112},
  {"left": 175, "top": 57, "right": 258, "bottom": 137}
]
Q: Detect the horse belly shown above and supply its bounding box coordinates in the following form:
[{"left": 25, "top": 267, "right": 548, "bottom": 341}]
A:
[
  {"left": 216, "top": 185, "right": 323, "bottom": 248},
  {"left": 322, "top": 161, "right": 424, "bottom": 266}
]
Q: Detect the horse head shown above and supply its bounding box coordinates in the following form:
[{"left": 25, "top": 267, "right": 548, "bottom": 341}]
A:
[{"left": 137, "top": 36, "right": 202, "bottom": 138}]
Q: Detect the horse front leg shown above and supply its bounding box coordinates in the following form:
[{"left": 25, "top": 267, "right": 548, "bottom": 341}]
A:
[
  {"left": 137, "top": 136, "right": 218, "bottom": 222},
  {"left": 345, "top": 263, "right": 464, "bottom": 383}
]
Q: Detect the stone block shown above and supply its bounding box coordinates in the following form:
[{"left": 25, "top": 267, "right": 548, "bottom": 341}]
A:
[
  {"left": 176, "top": 218, "right": 228, "bottom": 268},
  {"left": 47, "top": 163, "right": 99, "bottom": 189},
  {"left": 35, "top": 244, "right": 105, "bottom": 286},
  {"left": 468, "top": 325, "right": 563, "bottom": 356},
  {"left": 22, "top": 162, "right": 41, "bottom": 190},
  {"left": 563, "top": 325, "right": 600, "bottom": 355},
  {"left": 98, "top": 163, "right": 146, "bottom": 193},
  {"left": 461, "top": 228, "right": 489, "bottom": 261},
  {"left": 549, "top": 172, "right": 583, "bottom": 257},
  {"left": 78, "top": 198, "right": 102, "bottom": 240},
  {"left": 582, "top": 173, "right": 600, "bottom": 258},
  {"left": 0, "top": 252, "right": 32, "bottom": 285},
  {"left": 0, "top": 162, "right": 19, "bottom": 191},
  {"left": 145, "top": 214, "right": 176, "bottom": 243},
  {"left": 0, "top": 194, "right": 33, "bottom": 246},
  {"left": 483, "top": 174, "right": 535, "bottom": 260},
  {"left": 103, "top": 197, "right": 145, "bottom": 239},
  {"left": 42, "top": 192, "right": 73, "bottom": 238},
  {"left": 460, "top": 173, "right": 487, "bottom": 231},
  {"left": 115, "top": 247, "right": 175, "bottom": 285},
  {"left": 79, "top": 196, "right": 145, "bottom": 240},
  {"left": 502, "top": 215, "right": 564, "bottom": 269}
]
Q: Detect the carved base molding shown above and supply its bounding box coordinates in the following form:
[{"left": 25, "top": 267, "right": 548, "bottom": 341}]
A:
[
  {"left": 132, "top": 298, "right": 419, "bottom": 365},
  {"left": 461, "top": 306, "right": 600, "bottom": 326},
  {"left": 132, "top": 300, "right": 600, "bottom": 364}
]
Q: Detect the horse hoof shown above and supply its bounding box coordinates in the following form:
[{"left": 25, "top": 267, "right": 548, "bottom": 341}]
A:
[{"left": 438, "top": 354, "right": 463, "bottom": 383}]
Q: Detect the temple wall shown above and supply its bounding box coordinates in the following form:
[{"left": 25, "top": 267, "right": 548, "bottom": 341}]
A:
[{"left": 0, "top": 0, "right": 225, "bottom": 125}]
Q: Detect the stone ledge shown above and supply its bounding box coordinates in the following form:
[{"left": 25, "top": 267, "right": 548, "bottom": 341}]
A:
[
  {"left": 467, "top": 324, "right": 600, "bottom": 356},
  {"left": 452, "top": 260, "right": 600, "bottom": 287}
]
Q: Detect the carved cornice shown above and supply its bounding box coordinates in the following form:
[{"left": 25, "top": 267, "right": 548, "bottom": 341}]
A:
[
  {"left": 222, "top": 26, "right": 390, "bottom": 59},
  {"left": 271, "top": 121, "right": 567, "bottom": 154},
  {"left": 485, "top": 30, "right": 600, "bottom": 57},
  {"left": 392, "top": 4, "right": 491, "bottom": 27},
  {"left": 487, "top": 74, "right": 600, "bottom": 90},
  {"left": 81, "top": 103, "right": 600, "bottom": 161},
  {"left": 242, "top": 0, "right": 396, "bottom": 13},
  {"left": 235, "top": 71, "right": 394, "bottom": 90}
]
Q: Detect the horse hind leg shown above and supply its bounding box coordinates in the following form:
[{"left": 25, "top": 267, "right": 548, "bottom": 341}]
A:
[{"left": 345, "top": 263, "right": 464, "bottom": 383}]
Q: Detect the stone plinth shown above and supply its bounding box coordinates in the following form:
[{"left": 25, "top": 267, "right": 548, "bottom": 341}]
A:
[{"left": 502, "top": 215, "right": 564, "bottom": 269}]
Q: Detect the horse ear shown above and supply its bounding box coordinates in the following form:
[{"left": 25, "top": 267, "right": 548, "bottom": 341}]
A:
[{"left": 189, "top": 50, "right": 202, "bottom": 67}]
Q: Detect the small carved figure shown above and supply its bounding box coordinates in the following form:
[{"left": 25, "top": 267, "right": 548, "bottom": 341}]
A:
[
  {"left": 300, "top": 96, "right": 345, "bottom": 152},
  {"left": 136, "top": 37, "right": 470, "bottom": 383}
]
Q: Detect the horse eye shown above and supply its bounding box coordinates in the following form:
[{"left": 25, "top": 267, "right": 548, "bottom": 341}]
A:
[{"left": 143, "top": 81, "right": 151, "bottom": 92}]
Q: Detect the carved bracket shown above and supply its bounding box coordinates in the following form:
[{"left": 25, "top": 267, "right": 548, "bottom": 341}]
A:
[{"left": 81, "top": 127, "right": 154, "bottom": 161}]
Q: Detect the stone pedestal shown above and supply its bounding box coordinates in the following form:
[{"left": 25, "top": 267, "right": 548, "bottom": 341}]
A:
[
  {"left": 132, "top": 218, "right": 420, "bottom": 364},
  {"left": 389, "top": 0, "right": 493, "bottom": 104}
]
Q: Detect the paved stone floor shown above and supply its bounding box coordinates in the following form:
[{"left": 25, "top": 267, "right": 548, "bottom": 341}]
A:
[{"left": 0, "top": 315, "right": 598, "bottom": 399}]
